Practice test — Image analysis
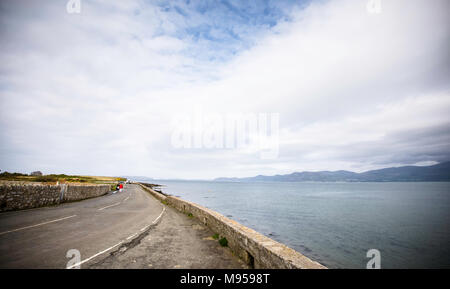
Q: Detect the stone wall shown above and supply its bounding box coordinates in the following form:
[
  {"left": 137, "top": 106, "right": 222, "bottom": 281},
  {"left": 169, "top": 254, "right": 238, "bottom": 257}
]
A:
[
  {"left": 138, "top": 183, "right": 326, "bottom": 269},
  {"left": 62, "top": 184, "right": 110, "bottom": 202},
  {"left": 0, "top": 182, "right": 110, "bottom": 212}
]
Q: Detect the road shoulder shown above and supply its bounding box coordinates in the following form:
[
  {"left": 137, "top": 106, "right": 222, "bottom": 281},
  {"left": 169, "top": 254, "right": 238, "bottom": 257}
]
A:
[{"left": 89, "top": 202, "right": 248, "bottom": 269}]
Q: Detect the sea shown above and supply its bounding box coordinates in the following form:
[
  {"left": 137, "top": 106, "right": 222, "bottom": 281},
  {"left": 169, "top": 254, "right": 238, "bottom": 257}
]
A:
[{"left": 135, "top": 180, "right": 450, "bottom": 268}]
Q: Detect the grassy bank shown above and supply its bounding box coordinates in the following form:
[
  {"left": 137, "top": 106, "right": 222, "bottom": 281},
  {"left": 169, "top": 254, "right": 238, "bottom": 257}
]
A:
[{"left": 0, "top": 172, "right": 125, "bottom": 185}]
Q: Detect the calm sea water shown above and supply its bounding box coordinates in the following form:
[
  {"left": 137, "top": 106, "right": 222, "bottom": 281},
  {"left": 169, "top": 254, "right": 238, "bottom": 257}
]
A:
[{"left": 139, "top": 180, "right": 450, "bottom": 268}]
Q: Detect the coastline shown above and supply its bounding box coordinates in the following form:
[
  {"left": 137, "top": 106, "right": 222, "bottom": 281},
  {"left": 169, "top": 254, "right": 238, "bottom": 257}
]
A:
[{"left": 138, "top": 182, "right": 326, "bottom": 269}]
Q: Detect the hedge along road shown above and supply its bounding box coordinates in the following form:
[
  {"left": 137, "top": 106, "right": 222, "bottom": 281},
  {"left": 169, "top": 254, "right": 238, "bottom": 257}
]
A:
[{"left": 0, "top": 184, "right": 165, "bottom": 268}]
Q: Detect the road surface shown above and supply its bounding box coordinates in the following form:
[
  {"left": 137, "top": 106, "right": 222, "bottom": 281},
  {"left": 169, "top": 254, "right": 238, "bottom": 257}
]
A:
[{"left": 0, "top": 184, "right": 244, "bottom": 269}]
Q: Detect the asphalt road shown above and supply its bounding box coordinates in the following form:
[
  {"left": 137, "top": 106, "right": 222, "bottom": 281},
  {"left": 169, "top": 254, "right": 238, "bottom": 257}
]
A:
[{"left": 0, "top": 184, "right": 165, "bottom": 268}]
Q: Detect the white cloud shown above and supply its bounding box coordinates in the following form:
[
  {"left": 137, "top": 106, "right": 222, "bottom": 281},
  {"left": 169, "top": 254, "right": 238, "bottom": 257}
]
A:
[{"left": 0, "top": 0, "right": 449, "bottom": 178}]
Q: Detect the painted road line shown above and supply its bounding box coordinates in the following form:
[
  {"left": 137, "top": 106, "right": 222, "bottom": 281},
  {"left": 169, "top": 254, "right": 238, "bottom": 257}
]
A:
[
  {"left": 126, "top": 233, "right": 138, "bottom": 240},
  {"left": 152, "top": 207, "right": 165, "bottom": 224},
  {"left": 67, "top": 206, "right": 166, "bottom": 268},
  {"left": 98, "top": 193, "right": 131, "bottom": 211},
  {"left": 140, "top": 225, "right": 150, "bottom": 232},
  {"left": 97, "top": 202, "right": 121, "bottom": 211},
  {"left": 66, "top": 240, "right": 123, "bottom": 269},
  {"left": 0, "top": 215, "right": 77, "bottom": 236}
]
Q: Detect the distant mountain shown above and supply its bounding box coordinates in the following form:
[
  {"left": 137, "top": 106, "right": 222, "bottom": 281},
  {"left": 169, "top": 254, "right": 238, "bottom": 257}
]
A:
[
  {"left": 122, "top": 176, "right": 155, "bottom": 182},
  {"left": 214, "top": 162, "right": 450, "bottom": 182}
]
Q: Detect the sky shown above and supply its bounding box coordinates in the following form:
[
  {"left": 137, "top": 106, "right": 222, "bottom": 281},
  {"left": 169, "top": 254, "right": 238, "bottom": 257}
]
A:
[{"left": 0, "top": 0, "right": 449, "bottom": 179}]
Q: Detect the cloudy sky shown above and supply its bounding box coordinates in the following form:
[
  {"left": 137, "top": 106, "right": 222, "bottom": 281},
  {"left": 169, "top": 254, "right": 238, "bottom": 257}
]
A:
[{"left": 0, "top": 0, "right": 449, "bottom": 179}]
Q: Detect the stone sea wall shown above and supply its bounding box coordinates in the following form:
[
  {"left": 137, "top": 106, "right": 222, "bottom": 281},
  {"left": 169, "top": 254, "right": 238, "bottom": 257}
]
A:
[
  {"left": 138, "top": 183, "right": 326, "bottom": 269},
  {"left": 0, "top": 182, "right": 110, "bottom": 212}
]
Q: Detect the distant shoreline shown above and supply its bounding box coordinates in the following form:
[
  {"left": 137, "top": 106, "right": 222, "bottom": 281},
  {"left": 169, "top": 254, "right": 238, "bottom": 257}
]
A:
[{"left": 127, "top": 162, "right": 450, "bottom": 183}]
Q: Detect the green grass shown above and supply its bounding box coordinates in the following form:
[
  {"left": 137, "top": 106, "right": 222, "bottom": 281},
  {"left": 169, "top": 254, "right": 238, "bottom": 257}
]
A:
[
  {"left": 0, "top": 171, "right": 126, "bottom": 184},
  {"left": 212, "top": 233, "right": 220, "bottom": 240},
  {"left": 219, "top": 237, "right": 228, "bottom": 247},
  {"left": 187, "top": 213, "right": 193, "bottom": 218}
]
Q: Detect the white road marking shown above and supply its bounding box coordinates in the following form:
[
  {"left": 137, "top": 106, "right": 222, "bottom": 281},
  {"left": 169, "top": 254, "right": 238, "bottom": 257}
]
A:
[
  {"left": 0, "top": 215, "right": 77, "bottom": 236},
  {"left": 98, "top": 193, "right": 131, "bottom": 211},
  {"left": 152, "top": 207, "right": 165, "bottom": 224},
  {"left": 97, "top": 202, "right": 121, "bottom": 211},
  {"left": 67, "top": 206, "right": 166, "bottom": 268},
  {"left": 66, "top": 241, "right": 123, "bottom": 269},
  {"left": 126, "top": 233, "right": 138, "bottom": 240},
  {"left": 140, "top": 225, "right": 150, "bottom": 232}
]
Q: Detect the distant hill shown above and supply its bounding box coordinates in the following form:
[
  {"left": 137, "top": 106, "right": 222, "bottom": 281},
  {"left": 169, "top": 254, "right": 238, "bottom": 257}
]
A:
[
  {"left": 122, "top": 176, "right": 155, "bottom": 182},
  {"left": 214, "top": 162, "right": 450, "bottom": 182}
]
